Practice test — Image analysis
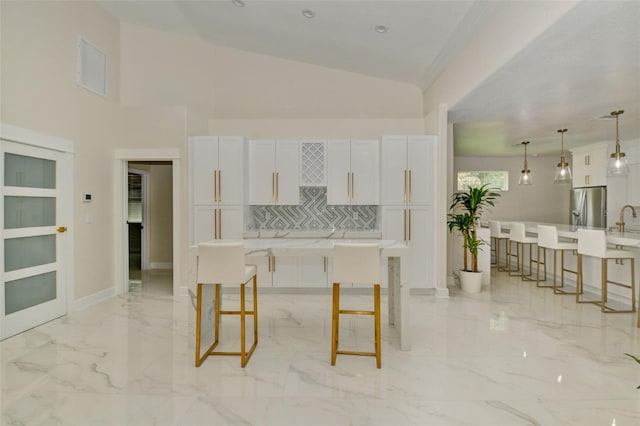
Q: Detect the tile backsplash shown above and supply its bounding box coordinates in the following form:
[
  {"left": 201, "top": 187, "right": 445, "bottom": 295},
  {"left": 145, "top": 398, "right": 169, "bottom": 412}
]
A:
[{"left": 249, "top": 187, "right": 377, "bottom": 230}]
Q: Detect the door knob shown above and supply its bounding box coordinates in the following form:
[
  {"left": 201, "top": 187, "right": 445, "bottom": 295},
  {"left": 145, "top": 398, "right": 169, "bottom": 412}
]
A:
[{"left": 57, "top": 226, "right": 67, "bottom": 233}]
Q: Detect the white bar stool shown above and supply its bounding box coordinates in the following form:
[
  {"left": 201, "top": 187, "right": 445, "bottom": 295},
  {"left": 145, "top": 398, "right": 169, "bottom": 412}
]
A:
[
  {"left": 536, "top": 225, "right": 578, "bottom": 293},
  {"left": 331, "top": 243, "right": 381, "bottom": 368},
  {"left": 195, "top": 242, "right": 258, "bottom": 368},
  {"left": 508, "top": 222, "right": 545, "bottom": 281},
  {"left": 489, "top": 220, "right": 510, "bottom": 270},
  {"left": 576, "top": 229, "right": 636, "bottom": 313}
]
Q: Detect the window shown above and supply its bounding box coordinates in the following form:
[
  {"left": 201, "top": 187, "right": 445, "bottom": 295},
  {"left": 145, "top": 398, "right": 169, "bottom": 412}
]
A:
[{"left": 457, "top": 171, "right": 508, "bottom": 191}]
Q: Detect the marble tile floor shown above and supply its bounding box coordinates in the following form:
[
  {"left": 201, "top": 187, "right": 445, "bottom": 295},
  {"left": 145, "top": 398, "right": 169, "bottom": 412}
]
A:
[{"left": 1, "top": 269, "right": 639, "bottom": 426}]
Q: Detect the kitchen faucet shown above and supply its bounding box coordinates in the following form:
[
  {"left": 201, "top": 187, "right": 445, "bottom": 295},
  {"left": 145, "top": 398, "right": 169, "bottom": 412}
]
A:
[{"left": 616, "top": 204, "right": 637, "bottom": 234}]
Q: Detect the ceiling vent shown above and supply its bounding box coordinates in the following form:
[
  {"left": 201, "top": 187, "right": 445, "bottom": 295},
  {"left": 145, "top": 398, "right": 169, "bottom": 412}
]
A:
[{"left": 77, "top": 37, "right": 107, "bottom": 97}]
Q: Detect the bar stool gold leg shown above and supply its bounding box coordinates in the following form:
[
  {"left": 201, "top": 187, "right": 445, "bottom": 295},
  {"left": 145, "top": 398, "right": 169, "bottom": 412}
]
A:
[
  {"left": 331, "top": 283, "right": 340, "bottom": 366},
  {"left": 374, "top": 284, "right": 381, "bottom": 369}
]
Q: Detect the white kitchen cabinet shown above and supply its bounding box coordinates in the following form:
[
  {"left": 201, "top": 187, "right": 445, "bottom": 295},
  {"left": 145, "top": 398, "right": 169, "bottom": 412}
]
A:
[
  {"left": 571, "top": 143, "right": 608, "bottom": 187},
  {"left": 300, "top": 141, "right": 327, "bottom": 186},
  {"left": 250, "top": 255, "right": 273, "bottom": 288},
  {"left": 381, "top": 205, "right": 435, "bottom": 289},
  {"left": 300, "top": 256, "right": 329, "bottom": 287},
  {"left": 248, "top": 140, "right": 300, "bottom": 205},
  {"left": 189, "top": 136, "right": 244, "bottom": 244},
  {"left": 272, "top": 256, "right": 300, "bottom": 287},
  {"left": 192, "top": 205, "right": 244, "bottom": 244},
  {"left": 190, "top": 136, "right": 244, "bottom": 206},
  {"left": 381, "top": 135, "right": 436, "bottom": 206},
  {"left": 327, "top": 139, "right": 379, "bottom": 205}
]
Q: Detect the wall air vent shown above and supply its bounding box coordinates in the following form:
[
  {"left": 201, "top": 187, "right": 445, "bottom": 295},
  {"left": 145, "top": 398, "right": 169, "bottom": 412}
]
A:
[{"left": 77, "top": 36, "right": 107, "bottom": 97}]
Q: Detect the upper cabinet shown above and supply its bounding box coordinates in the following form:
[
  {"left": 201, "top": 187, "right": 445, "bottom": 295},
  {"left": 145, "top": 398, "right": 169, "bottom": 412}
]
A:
[
  {"left": 381, "top": 135, "right": 436, "bottom": 206},
  {"left": 189, "top": 136, "right": 244, "bottom": 206},
  {"left": 571, "top": 143, "right": 607, "bottom": 187},
  {"left": 249, "top": 140, "right": 300, "bottom": 205},
  {"left": 327, "top": 139, "right": 379, "bottom": 205},
  {"left": 300, "top": 140, "right": 327, "bottom": 186}
]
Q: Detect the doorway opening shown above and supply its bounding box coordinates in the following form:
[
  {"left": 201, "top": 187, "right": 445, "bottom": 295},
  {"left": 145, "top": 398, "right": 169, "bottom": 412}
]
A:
[{"left": 127, "top": 161, "right": 173, "bottom": 295}]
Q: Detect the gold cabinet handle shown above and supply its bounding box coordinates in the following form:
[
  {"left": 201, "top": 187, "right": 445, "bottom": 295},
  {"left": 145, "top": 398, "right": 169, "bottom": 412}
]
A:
[
  {"left": 218, "top": 208, "right": 222, "bottom": 239},
  {"left": 408, "top": 209, "right": 412, "bottom": 241},
  {"left": 275, "top": 172, "right": 279, "bottom": 203},
  {"left": 215, "top": 209, "right": 218, "bottom": 240},
  {"left": 323, "top": 256, "right": 327, "bottom": 273},
  {"left": 403, "top": 209, "right": 407, "bottom": 241},
  {"left": 57, "top": 226, "right": 67, "bottom": 233},
  {"left": 272, "top": 256, "right": 276, "bottom": 272},
  {"left": 404, "top": 170, "right": 408, "bottom": 202},
  {"left": 408, "top": 170, "right": 412, "bottom": 202},
  {"left": 585, "top": 175, "right": 590, "bottom": 185},
  {"left": 351, "top": 172, "right": 354, "bottom": 202},
  {"left": 272, "top": 172, "right": 275, "bottom": 203}
]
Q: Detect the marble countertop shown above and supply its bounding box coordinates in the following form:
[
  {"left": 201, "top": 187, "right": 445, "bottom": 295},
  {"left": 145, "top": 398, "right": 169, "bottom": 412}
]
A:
[
  {"left": 487, "top": 221, "right": 640, "bottom": 248},
  {"left": 191, "top": 238, "right": 408, "bottom": 257}
]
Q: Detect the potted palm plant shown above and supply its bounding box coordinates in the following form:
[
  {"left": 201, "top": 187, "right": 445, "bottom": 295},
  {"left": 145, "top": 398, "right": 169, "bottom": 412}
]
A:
[{"left": 447, "top": 184, "right": 500, "bottom": 292}]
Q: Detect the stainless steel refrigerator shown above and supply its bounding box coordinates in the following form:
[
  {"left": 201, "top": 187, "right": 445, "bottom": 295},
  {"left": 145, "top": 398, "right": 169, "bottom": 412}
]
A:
[{"left": 570, "top": 186, "right": 607, "bottom": 227}]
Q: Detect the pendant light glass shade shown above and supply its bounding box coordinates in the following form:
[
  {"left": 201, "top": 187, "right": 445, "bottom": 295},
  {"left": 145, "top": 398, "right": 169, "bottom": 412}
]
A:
[
  {"left": 607, "top": 110, "right": 629, "bottom": 176},
  {"left": 554, "top": 128, "right": 572, "bottom": 184},
  {"left": 518, "top": 141, "right": 532, "bottom": 185}
]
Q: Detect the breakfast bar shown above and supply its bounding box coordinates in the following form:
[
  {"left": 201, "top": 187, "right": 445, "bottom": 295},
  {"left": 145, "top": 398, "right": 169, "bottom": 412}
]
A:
[{"left": 189, "top": 239, "right": 412, "bottom": 350}]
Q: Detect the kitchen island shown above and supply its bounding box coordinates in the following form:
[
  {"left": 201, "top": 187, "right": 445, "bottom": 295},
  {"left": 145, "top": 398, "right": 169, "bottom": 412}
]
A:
[
  {"left": 188, "top": 238, "right": 412, "bottom": 351},
  {"left": 488, "top": 222, "right": 640, "bottom": 311}
]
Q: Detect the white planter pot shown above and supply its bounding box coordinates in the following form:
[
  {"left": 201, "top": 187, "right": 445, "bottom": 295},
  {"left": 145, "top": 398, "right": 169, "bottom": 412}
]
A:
[{"left": 459, "top": 269, "right": 483, "bottom": 293}]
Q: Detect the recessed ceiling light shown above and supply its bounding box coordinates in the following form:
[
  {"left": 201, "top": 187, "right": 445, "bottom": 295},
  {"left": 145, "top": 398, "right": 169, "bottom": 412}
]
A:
[
  {"left": 232, "top": 0, "right": 245, "bottom": 8},
  {"left": 302, "top": 9, "right": 315, "bottom": 19},
  {"left": 375, "top": 25, "right": 388, "bottom": 34}
]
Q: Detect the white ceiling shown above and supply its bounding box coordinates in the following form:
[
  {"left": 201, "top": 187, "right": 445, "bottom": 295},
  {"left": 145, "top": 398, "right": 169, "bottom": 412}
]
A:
[{"left": 97, "top": 0, "right": 640, "bottom": 157}]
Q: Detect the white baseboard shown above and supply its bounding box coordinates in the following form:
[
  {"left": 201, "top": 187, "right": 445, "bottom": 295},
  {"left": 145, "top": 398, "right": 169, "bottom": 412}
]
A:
[
  {"left": 72, "top": 286, "right": 116, "bottom": 311},
  {"left": 149, "top": 262, "right": 173, "bottom": 270},
  {"left": 435, "top": 287, "right": 451, "bottom": 298}
]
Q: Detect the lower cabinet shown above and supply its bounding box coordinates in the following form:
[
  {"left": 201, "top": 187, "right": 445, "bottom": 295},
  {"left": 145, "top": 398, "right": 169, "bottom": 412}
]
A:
[
  {"left": 382, "top": 205, "right": 435, "bottom": 289},
  {"left": 247, "top": 255, "right": 330, "bottom": 288},
  {"left": 192, "top": 205, "right": 243, "bottom": 243}
]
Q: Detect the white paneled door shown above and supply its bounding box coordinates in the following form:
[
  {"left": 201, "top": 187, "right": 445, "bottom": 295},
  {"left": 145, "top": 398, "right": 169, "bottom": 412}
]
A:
[{"left": 1, "top": 141, "right": 72, "bottom": 340}]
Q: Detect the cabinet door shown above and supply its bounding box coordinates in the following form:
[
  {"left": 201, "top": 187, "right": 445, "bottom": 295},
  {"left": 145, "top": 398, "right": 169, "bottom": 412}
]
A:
[
  {"left": 272, "top": 256, "right": 300, "bottom": 287},
  {"left": 407, "top": 206, "right": 436, "bottom": 289},
  {"left": 249, "top": 140, "right": 276, "bottom": 205},
  {"left": 350, "top": 139, "right": 379, "bottom": 205},
  {"left": 219, "top": 206, "right": 244, "bottom": 239},
  {"left": 192, "top": 205, "right": 215, "bottom": 244},
  {"left": 381, "top": 206, "right": 407, "bottom": 242},
  {"left": 300, "top": 256, "right": 328, "bottom": 287},
  {"left": 218, "top": 136, "right": 244, "bottom": 205},
  {"left": 326, "top": 140, "right": 351, "bottom": 205},
  {"left": 190, "top": 136, "right": 218, "bottom": 205},
  {"left": 249, "top": 255, "right": 273, "bottom": 288},
  {"left": 275, "top": 140, "right": 300, "bottom": 205},
  {"left": 381, "top": 136, "right": 408, "bottom": 205},
  {"left": 408, "top": 136, "right": 436, "bottom": 206}
]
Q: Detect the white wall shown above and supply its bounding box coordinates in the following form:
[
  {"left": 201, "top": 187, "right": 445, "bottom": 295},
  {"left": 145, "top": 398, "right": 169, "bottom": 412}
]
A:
[
  {"left": 1, "top": 1, "right": 122, "bottom": 299},
  {"left": 455, "top": 155, "right": 572, "bottom": 224}
]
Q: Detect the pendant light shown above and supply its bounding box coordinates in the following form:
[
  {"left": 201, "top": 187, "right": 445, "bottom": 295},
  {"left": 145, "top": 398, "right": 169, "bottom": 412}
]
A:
[
  {"left": 553, "top": 128, "right": 572, "bottom": 183},
  {"left": 607, "top": 110, "right": 629, "bottom": 176},
  {"left": 518, "top": 141, "right": 532, "bottom": 185}
]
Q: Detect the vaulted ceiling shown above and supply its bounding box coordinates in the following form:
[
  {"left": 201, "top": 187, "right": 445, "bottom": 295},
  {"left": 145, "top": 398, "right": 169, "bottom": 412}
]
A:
[{"left": 98, "top": 0, "right": 640, "bottom": 157}]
